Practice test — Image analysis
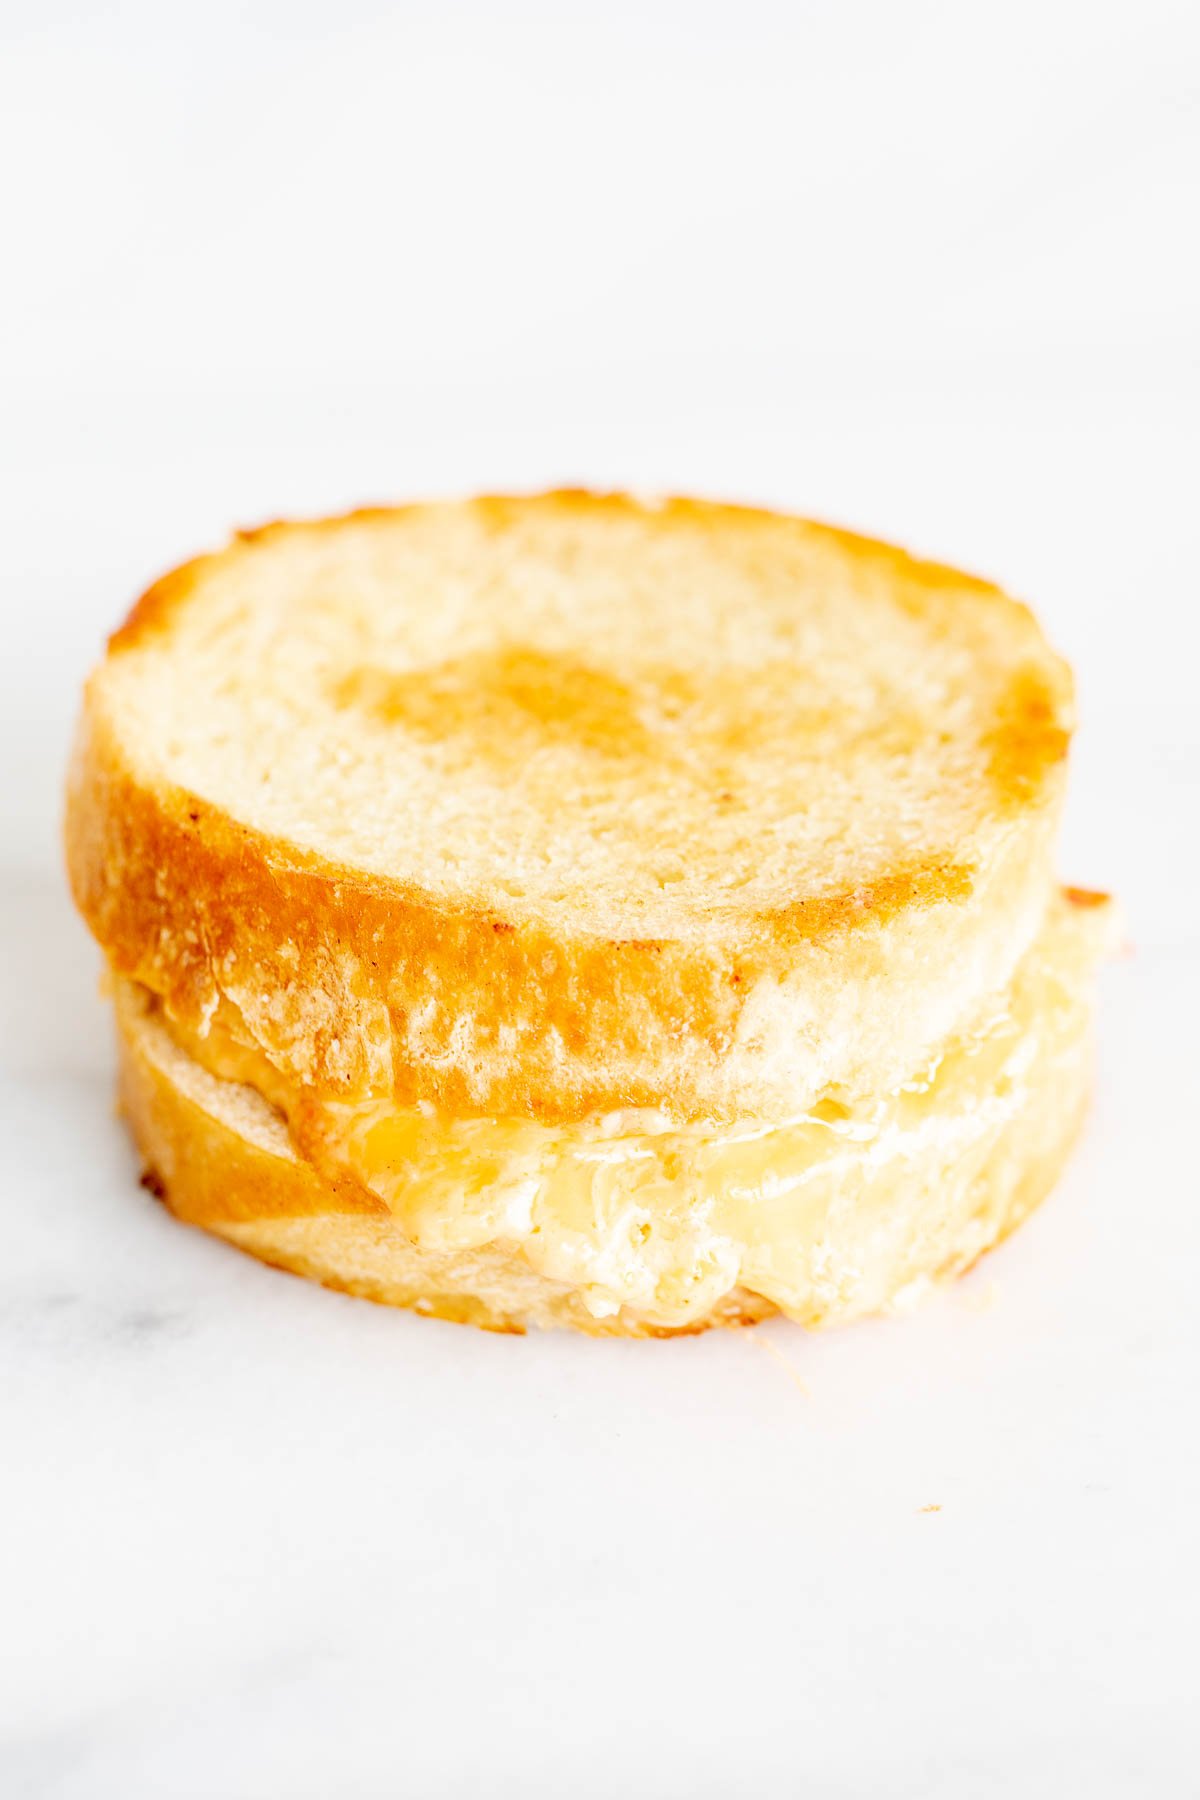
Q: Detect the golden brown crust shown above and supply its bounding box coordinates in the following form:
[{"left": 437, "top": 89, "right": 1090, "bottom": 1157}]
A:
[
  {"left": 68, "top": 491, "right": 1071, "bottom": 1124},
  {"left": 107, "top": 492, "right": 1070, "bottom": 814}
]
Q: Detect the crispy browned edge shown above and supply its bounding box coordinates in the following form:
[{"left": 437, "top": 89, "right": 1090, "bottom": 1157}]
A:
[{"left": 67, "top": 490, "right": 1071, "bottom": 1123}]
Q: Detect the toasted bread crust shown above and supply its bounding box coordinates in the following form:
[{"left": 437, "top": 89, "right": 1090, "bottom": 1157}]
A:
[{"left": 69, "top": 492, "right": 1071, "bottom": 1124}]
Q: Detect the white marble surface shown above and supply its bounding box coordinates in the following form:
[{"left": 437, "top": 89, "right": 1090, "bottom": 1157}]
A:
[{"left": 3, "top": 1, "right": 1200, "bottom": 1794}]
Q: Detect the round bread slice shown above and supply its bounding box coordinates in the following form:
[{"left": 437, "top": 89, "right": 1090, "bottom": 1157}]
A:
[
  {"left": 113, "top": 890, "right": 1105, "bottom": 1335},
  {"left": 70, "top": 492, "right": 1072, "bottom": 1124}
]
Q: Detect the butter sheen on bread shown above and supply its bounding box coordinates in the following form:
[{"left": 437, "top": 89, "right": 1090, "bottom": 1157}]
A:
[{"left": 67, "top": 492, "right": 1111, "bottom": 1333}]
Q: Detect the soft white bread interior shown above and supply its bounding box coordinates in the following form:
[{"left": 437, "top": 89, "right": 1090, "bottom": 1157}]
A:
[
  {"left": 69, "top": 493, "right": 1073, "bottom": 1126},
  {"left": 114, "top": 889, "right": 1111, "bottom": 1335}
]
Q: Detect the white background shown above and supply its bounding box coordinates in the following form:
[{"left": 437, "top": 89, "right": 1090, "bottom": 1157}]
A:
[{"left": 2, "top": 2, "right": 1198, "bottom": 1795}]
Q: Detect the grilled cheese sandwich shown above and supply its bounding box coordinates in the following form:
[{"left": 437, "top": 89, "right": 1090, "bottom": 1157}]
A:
[{"left": 69, "top": 493, "right": 1112, "bottom": 1333}]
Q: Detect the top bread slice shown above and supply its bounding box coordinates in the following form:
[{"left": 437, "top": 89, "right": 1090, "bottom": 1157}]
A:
[{"left": 66, "top": 491, "right": 1072, "bottom": 1124}]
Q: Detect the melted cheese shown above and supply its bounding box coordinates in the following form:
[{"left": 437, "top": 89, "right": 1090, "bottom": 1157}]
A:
[{"left": 154, "top": 892, "right": 1109, "bottom": 1329}]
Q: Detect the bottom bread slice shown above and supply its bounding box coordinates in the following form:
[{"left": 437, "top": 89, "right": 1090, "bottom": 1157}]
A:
[{"left": 112, "top": 892, "right": 1107, "bottom": 1336}]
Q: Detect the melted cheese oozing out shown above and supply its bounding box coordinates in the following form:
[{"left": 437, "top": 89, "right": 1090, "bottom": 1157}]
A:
[{"left": 159, "top": 894, "right": 1108, "bottom": 1328}]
